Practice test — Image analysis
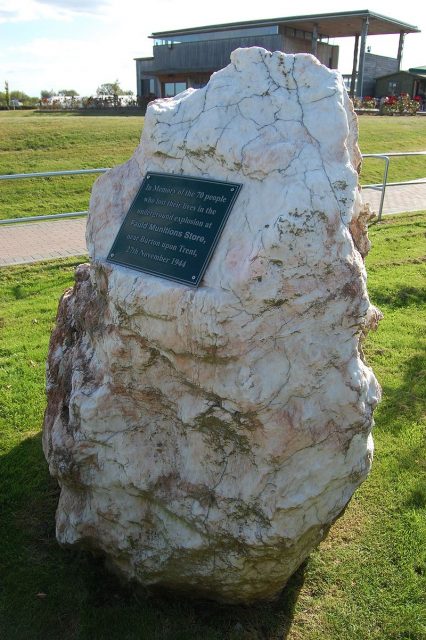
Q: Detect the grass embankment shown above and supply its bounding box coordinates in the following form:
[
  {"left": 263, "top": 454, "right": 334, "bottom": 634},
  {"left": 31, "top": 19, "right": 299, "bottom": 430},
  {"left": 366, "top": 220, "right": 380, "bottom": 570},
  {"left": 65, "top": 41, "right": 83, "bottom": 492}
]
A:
[
  {"left": 0, "top": 212, "right": 425, "bottom": 639},
  {"left": 0, "top": 111, "right": 143, "bottom": 220},
  {"left": 0, "top": 112, "right": 425, "bottom": 220},
  {"left": 358, "top": 116, "right": 426, "bottom": 186}
]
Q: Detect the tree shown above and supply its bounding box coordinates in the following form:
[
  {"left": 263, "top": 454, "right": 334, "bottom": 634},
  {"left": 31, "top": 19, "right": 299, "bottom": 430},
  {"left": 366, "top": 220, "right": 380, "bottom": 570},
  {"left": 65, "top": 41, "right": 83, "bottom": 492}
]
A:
[
  {"left": 41, "top": 89, "right": 55, "bottom": 99},
  {"left": 58, "top": 89, "right": 79, "bottom": 97},
  {"left": 1, "top": 88, "right": 38, "bottom": 107},
  {"left": 4, "top": 81, "right": 9, "bottom": 108},
  {"left": 11, "top": 90, "right": 30, "bottom": 101},
  {"left": 96, "top": 80, "right": 122, "bottom": 96},
  {"left": 96, "top": 80, "right": 132, "bottom": 96},
  {"left": 10, "top": 91, "right": 38, "bottom": 107}
]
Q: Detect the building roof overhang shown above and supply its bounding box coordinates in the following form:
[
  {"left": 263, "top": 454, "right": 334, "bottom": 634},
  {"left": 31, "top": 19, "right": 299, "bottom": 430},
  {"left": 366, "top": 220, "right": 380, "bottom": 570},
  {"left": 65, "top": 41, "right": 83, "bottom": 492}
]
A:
[
  {"left": 149, "top": 10, "right": 420, "bottom": 40},
  {"left": 376, "top": 70, "right": 426, "bottom": 80}
]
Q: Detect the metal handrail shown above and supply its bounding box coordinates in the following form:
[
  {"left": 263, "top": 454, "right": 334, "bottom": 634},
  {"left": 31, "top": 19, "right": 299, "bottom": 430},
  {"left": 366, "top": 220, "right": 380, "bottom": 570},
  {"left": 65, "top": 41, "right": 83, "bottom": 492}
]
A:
[
  {"left": 363, "top": 152, "right": 426, "bottom": 189},
  {"left": 362, "top": 154, "right": 389, "bottom": 220},
  {"left": 362, "top": 151, "right": 426, "bottom": 220},
  {"left": 0, "top": 168, "right": 110, "bottom": 181},
  {"left": 0, "top": 154, "right": 425, "bottom": 225},
  {"left": 0, "top": 168, "right": 109, "bottom": 225},
  {"left": 366, "top": 151, "right": 426, "bottom": 157},
  {"left": 0, "top": 211, "right": 89, "bottom": 224}
]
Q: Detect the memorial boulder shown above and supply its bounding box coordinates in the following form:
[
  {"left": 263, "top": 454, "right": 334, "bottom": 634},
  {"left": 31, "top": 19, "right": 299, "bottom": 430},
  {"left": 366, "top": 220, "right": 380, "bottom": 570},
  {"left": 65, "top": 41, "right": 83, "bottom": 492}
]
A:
[{"left": 43, "top": 47, "right": 382, "bottom": 604}]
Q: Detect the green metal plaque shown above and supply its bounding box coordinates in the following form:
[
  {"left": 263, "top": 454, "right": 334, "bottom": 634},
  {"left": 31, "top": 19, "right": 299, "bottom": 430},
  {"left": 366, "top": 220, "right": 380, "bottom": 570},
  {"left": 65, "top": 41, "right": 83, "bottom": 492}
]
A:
[{"left": 107, "top": 172, "right": 242, "bottom": 287}]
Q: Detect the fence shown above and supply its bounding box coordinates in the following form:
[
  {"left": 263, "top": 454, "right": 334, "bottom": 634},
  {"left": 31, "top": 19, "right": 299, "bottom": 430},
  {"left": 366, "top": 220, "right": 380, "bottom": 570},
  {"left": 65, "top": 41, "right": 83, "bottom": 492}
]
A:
[
  {"left": 362, "top": 151, "right": 426, "bottom": 220},
  {"left": 1, "top": 153, "right": 425, "bottom": 224},
  {"left": 0, "top": 168, "right": 109, "bottom": 224}
]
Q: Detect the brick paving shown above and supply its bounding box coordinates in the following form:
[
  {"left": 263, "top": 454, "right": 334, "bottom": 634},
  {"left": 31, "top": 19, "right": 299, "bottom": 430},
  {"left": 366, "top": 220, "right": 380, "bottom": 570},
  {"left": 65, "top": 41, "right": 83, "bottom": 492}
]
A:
[
  {"left": 362, "top": 181, "right": 426, "bottom": 215},
  {"left": 0, "top": 218, "right": 87, "bottom": 267},
  {"left": 0, "top": 183, "right": 425, "bottom": 267}
]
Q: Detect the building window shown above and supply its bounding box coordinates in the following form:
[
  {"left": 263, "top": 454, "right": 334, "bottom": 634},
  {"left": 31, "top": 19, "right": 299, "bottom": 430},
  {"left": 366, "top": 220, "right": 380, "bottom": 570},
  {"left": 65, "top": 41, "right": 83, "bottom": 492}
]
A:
[
  {"left": 163, "top": 82, "right": 187, "bottom": 97},
  {"left": 154, "top": 25, "right": 278, "bottom": 46},
  {"left": 387, "top": 81, "right": 399, "bottom": 96},
  {"left": 191, "top": 80, "right": 209, "bottom": 89}
]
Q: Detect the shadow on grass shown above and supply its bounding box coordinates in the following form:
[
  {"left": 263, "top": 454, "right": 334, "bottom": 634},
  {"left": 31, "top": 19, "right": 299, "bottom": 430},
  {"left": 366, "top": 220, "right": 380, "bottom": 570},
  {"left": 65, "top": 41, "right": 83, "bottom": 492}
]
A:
[
  {"left": 369, "top": 284, "right": 426, "bottom": 308},
  {"left": 374, "top": 350, "right": 426, "bottom": 437},
  {"left": 0, "top": 433, "right": 306, "bottom": 640},
  {"left": 368, "top": 212, "right": 426, "bottom": 230}
]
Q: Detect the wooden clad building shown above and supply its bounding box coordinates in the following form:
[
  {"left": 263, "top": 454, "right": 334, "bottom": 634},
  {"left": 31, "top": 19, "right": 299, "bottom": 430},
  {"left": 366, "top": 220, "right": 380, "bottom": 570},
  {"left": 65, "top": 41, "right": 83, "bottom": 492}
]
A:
[
  {"left": 375, "top": 66, "right": 426, "bottom": 99},
  {"left": 135, "top": 11, "right": 420, "bottom": 100}
]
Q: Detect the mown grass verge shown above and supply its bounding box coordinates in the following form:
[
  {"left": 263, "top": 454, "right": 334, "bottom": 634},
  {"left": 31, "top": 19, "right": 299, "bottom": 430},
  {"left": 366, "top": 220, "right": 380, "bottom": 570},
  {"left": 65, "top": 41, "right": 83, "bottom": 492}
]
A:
[
  {"left": 359, "top": 116, "right": 426, "bottom": 185},
  {"left": 0, "top": 212, "right": 425, "bottom": 638},
  {"left": 1, "top": 112, "right": 425, "bottom": 220},
  {"left": 0, "top": 111, "right": 143, "bottom": 220}
]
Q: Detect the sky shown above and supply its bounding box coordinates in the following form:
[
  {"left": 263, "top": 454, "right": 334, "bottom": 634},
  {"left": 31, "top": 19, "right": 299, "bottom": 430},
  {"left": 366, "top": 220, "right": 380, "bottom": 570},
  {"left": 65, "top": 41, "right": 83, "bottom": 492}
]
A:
[{"left": 0, "top": 0, "right": 425, "bottom": 97}]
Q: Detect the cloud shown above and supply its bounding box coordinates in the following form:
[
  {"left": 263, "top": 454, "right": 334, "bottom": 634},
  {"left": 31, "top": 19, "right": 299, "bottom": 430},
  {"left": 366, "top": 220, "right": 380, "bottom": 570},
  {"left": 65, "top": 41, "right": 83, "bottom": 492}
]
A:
[
  {"left": 0, "top": 2, "right": 37, "bottom": 22},
  {"left": 0, "top": 0, "right": 111, "bottom": 23},
  {"left": 2, "top": 34, "right": 137, "bottom": 96},
  {"left": 37, "top": 0, "right": 112, "bottom": 15},
  {"left": 2, "top": 0, "right": 424, "bottom": 97}
]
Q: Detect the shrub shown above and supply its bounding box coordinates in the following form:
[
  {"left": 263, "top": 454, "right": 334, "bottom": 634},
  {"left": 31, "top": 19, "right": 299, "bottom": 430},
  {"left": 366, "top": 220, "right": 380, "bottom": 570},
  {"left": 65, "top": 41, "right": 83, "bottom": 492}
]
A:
[
  {"left": 380, "top": 94, "right": 421, "bottom": 116},
  {"left": 352, "top": 96, "right": 378, "bottom": 110}
]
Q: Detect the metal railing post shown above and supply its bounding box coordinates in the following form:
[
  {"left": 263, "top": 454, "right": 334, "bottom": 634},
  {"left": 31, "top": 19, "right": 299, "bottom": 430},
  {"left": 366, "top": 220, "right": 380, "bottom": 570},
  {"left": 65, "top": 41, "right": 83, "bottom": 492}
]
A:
[
  {"left": 378, "top": 156, "right": 390, "bottom": 222},
  {"left": 362, "top": 154, "right": 390, "bottom": 221},
  {"left": 362, "top": 151, "right": 426, "bottom": 221}
]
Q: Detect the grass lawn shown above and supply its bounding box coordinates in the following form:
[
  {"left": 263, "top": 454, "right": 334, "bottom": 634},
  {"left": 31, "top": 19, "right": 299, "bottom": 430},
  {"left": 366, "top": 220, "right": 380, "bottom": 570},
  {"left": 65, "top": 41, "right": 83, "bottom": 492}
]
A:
[
  {"left": 0, "top": 212, "right": 425, "bottom": 639},
  {"left": 0, "top": 111, "right": 425, "bottom": 221},
  {"left": 0, "top": 111, "right": 143, "bottom": 220},
  {"left": 358, "top": 116, "right": 426, "bottom": 186}
]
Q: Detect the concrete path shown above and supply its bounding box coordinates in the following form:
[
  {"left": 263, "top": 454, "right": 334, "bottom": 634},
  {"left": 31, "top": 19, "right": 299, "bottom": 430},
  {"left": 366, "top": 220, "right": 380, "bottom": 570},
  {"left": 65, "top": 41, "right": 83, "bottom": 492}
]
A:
[
  {"left": 0, "top": 183, "right": 425, "bottom": 267},
  {"left": 362, "top": 181, "right": 426, "bottom": 215},
  {"left": 0, "top": 218, "right": 87, "bottom": 266}
]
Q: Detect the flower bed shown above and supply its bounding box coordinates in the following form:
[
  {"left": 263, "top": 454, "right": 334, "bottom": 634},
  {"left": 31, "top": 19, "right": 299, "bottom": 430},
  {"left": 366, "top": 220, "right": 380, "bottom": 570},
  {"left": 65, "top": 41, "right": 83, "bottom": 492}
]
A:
[
  {"left": 352, "top": 94, "right": 422, "bottom": 115},
  {"left": 379, "top": 94, "right": 421, "bottom": 116}
]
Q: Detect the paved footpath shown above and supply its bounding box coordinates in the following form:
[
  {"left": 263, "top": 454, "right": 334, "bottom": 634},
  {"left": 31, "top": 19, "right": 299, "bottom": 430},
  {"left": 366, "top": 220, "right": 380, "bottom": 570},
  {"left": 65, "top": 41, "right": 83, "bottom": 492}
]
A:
[
  {"left": 0, "top": 183, "right": 425, "bottom": 267},
  {"left": 0, "top": 218, "right": 87, "bottom": 266},
  {"left": 362, "top": 181, "right": 426, "bottom": 215}
]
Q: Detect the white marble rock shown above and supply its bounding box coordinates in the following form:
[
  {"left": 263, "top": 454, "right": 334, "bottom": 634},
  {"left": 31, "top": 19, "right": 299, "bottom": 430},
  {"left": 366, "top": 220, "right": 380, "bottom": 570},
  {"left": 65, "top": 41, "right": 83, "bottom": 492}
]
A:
[{"left": 43, "top": 47, "right": 382, "bottom": 604}]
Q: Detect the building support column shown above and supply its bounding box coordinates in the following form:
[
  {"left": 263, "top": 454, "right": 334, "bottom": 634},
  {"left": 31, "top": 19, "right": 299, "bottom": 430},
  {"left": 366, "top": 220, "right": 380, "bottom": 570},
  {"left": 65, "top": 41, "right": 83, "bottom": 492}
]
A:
[
  {"left": 397, "top": 32, "right": 405, "bottom": 70},
  {"left": 356, "top": 17, "right": 369, "bottom": 97},
  {"left": 350, "top": 35, "right": 360, "bottom": 97},
  {"left": 311, "top": 24, "right": 318, "bottom": 57}
]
